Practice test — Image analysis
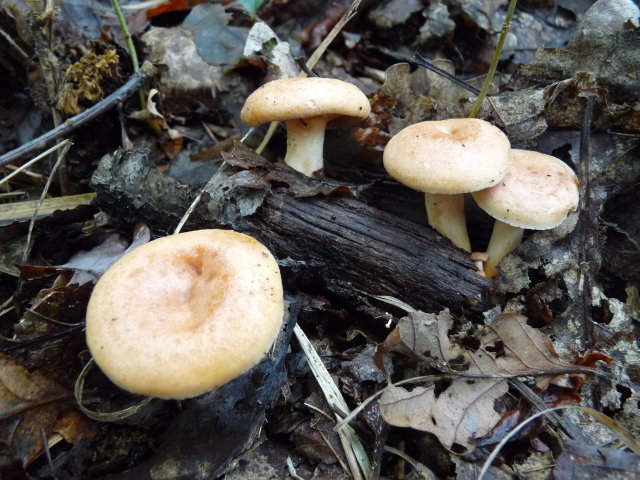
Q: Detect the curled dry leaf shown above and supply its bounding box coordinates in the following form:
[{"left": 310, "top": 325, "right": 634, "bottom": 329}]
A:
[
  {"left": 222, "top": 142, "right": 371, "bottom": 198},
  {"left": 378, "top": 310, "right": 596, "bottom": 452},
  {"left": 128, "top": 89, "right": 183, "bottom": 158}
]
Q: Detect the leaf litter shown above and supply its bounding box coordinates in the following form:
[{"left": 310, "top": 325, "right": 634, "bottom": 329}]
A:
[
  {"left": 377, "top": 310, "right": 606, "bottom": 453},
  {"left": 1, "top": 0, "right": 640, "bottom": 478}
]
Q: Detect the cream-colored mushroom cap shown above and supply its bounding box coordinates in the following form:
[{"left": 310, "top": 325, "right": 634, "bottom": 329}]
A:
[
  {"left": 383, "top": 118, "right": 510, "bottom": 194},
  {"left": 240, "top": 77, "right": 371, "bottom": 126},
  {"left": 472, "top": 149, "right": 579, "bottom": 229},
  {"left": 86, "top": 229, "right": 284, "bottom": 399}
]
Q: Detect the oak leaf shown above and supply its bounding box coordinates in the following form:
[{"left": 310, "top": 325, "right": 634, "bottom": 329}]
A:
[{"left": 379, "top": 310, "right": 588, "bottom": 452}]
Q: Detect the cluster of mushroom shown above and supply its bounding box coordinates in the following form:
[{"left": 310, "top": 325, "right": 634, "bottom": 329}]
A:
[
  {"left": 85, "top": 77, "right": 579, "bottom": 401},
  {"left": 239, "top": 75, "right": 579, "bottom": 279},
  {"left": 383, "top": 119, "right": 580, "bottom": 278}
]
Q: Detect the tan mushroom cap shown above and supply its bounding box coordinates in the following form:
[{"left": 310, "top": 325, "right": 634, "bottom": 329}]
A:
[
  {"left": 383, "top": 118, "right": 511, "bottom": 194},
  {"left": 472, "top": 149, "right": 580, "bottom": 229},
  {"left": 86, "top": 229, "right": 284, "bottom": 399},
  {"left": 240, "top": 77, "right": 371, "bottom": 126}
]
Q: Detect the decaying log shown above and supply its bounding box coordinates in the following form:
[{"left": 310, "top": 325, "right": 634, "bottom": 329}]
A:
[{"left": 90, "top": 145, "right": 489, "bottom": 313}]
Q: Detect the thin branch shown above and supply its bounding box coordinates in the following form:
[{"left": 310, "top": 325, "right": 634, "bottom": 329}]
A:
[
  {"left": 0, "top": 63, "right": 155, "bottom": 168},
  {"left": 21, "top": 141, "right": 72, "bottom": 263},
  {"left": 0, "top": 140, "right": 71, "bottom": 187},
  {"left": 412, "top": 53, "right": 481, "bottom": 96}
]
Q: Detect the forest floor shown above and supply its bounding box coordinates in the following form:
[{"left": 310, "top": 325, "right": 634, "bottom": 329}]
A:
[{"left": 0, "top": 0, "right": 639, "bottom": 479}]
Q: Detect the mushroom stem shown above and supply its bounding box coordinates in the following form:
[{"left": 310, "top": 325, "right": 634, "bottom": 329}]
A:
[
  {"left": 284, "top": 116, "right": 330, "bottom": 177},
  {"left": 425, "top": 193, "right": 471, "bottom": 252},
  {"left": 484, "top": 220, "right": 524, "bottom": 279}
]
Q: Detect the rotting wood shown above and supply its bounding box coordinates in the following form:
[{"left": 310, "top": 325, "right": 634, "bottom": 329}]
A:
[{"left": 90, "top": 146, "right": 489, "bottom": 313}]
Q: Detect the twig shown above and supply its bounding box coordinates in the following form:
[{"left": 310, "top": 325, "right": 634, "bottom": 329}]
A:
[
  {"left": 578, "top": 92, "right": 596, "bottom": 350},
  {"left": 0, "top": 64, "right": 154, "bottom": 168},
  {"left": 469, "top": 0, "right": 518, "bottom": 118},
  {"left": 0, "top": 26, "right": 29, "bottom": 61},
  {"left": 0, "top": 392, "right": 74, "bottom": 422},
  {"left": 0, "top": 140, "right": 71, "bottom": 187},
  {"left": 40, "top": 427, "right": 60, "bottom": 480},
  {"left": 412, "top": 53, "right": 481, "bottom": 96},
  {"left": 384, "top": 446, "right": 437, "bottom": 480},
  {"left": 28, "top": 8, "right": 68, "bottom": 191},
  {"left": 477, "top": 405, "right": 640, "bottom": 480},
  {"left": 0, "top": 324, "right": 85, "bottom": 353},
  {"left": 510, "top": 379, "right": 592, "bottom": 444},
  {"left": 286, "top": 457, "right": 307, "bottom": 480},
  {"left": 174, "top": 161, "right": 229, "bottom": 234},
  {"left": 21, "top": 141, "right": 72, "bottom": 263},
  {"left": 305, "top": 0, "right": 361, "bottom": 71},
  {"left": 318, "top": 429, "right": 352, "bottom": 476}
]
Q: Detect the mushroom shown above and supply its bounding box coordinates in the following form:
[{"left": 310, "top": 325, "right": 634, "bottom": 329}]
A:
[
  {"left": 471, "top": 149, "right": 580, "bottom": 279},
  {"left": 383, "top": 118, "right": 510, "bottom": 251},
  {"left": 85, "top": 229, "right": 284, "bottom": 399},
  {"left": 240, "top": 77, "right": 371, "bottom": 177}
]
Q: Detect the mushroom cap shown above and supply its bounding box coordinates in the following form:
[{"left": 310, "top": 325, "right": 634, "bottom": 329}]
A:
[
  {"left": 383, "top": 118, "right": 511, "bottom": 194},
  {"left": 86, "top": 229, "right": 284, "bottom": 399},
  {"left": 472, "top": 149, "right": 580, "bottom": 229},
  {"left": 240, "top": 77, "right": 371, "bottom": 127}
]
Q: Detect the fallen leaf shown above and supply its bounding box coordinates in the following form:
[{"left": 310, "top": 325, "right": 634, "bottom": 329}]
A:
[
  {"left": 378, "top": 311, "right": 595, "bottom": 452},
  {"left": 243, "top": 20, "right": 298, "bottom": 79},
  {"left": 222, "top": 142, "right": 371, "bottom": 198},
  {"left": 59, "top": 223, "right": 151, "bottom": 285},
  {"left": 141, "top": 26, "right": 218, "bottom": 116},
  {"left": 0, "top": 353, "right": 76, "bottom": 464},
  {"left": 380, "top": 379, "right": 507, "bottom": 453},
  {"left": 182, "top": 3, "right": 249, "bottom": 66},
  {"left": 128, "top": 90, "right": 183, "bottom": 158}
]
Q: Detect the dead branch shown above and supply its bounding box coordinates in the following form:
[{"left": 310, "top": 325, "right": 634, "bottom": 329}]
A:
[{"left": 90, "top": 146, "right": 489, "bottom": 313}]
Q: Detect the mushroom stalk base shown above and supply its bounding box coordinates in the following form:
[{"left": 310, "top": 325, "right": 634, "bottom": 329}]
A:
[
  {"left": 284, "top": 117, "right": 329, "bottom": 177},
  {"left": 425, "top": 193, "right": 471, "bottom": 252},
  {"left": 484, "top": 221, "right": 524, "bottom": 279}
]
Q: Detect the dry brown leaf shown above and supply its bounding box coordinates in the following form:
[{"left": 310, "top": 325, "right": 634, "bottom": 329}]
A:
[
  {"left": 381, "top": 379, "right": 507, "bottom": 453},
  {"left": 379, "top": 310, "right": 591, "bottom": 452},
  {"left": 128, "top": 89, "right": 183, "bottom": 158},
  {"left": 481, "top": 313, "right": 578, "bottom": 385},
  {"left": 222, "top": 142, "right": 371, "bottom": 198},
  {"left": 59, "top": 222, "right": 151, "bottom": 285},
  {"left": 52, "top": 409, "right": 98, "bottom": 445},
  {"left": 0, "top": 353, "right": 75, "bottom": 463}
]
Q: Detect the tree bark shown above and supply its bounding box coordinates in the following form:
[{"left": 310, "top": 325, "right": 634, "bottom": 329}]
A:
[{"left": 91, "top": 145, "right": 488, "bottom": 313}]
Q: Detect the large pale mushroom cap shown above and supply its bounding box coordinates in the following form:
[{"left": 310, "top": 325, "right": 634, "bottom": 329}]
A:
[
  {"left": 86, "top": 229, "right": 284, "bottom": 399},
  {"left": 240, "top": 77, "right": 371, "bottom": 126},
  {"left": 472, "top": 149, "right": 580, "bottom": 229},
  {"left": 383, "top": 118, "right": 511, "bottom": 194}
]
